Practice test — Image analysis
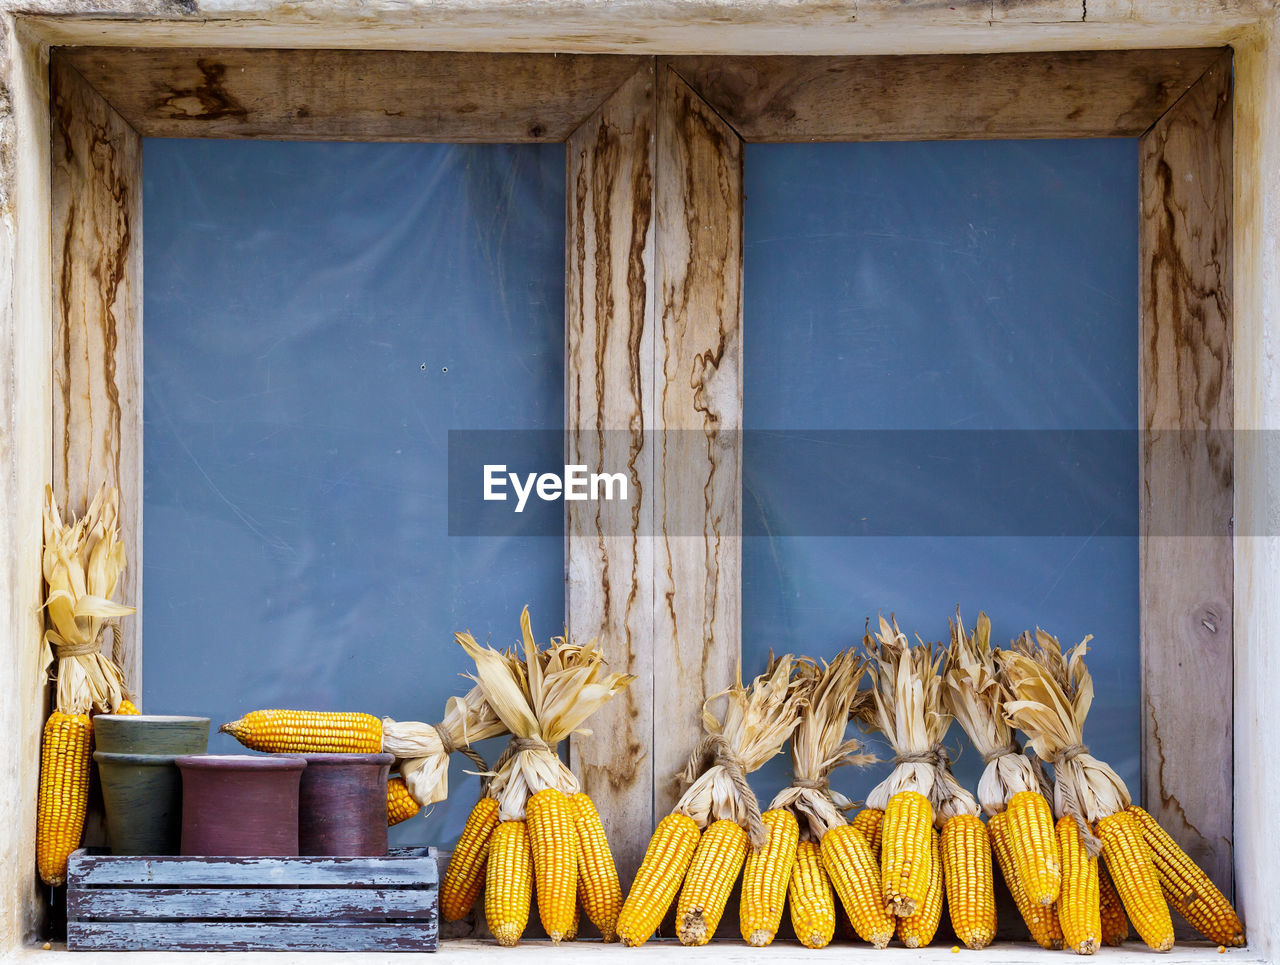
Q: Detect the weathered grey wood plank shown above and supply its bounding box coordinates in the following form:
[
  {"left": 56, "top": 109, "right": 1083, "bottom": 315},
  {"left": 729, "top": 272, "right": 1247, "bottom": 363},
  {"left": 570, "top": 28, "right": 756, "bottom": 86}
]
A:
[
  {"left": 669, "top": 49, "right": 1224, "bottom": 141},
  {"left": 68, "top": 848, "right": 438, "bottom": 886},
  {"left": 50, "top": 55, "right": 144, "bottom": 698},
  {"left": 651, "top": 66, "right": 743, "bottom": 819},
  {"left": 1138, "top": 52, "right": 1234, "bottom": 898},
  {"left": 67, "top": 920, "right": 437, "bottom": 952},
  {"left": 69, "top": 886, "right": 434, "bottom": 920},
  {"left": 565, "top": 63, "right": 658, "bottom": 883},
  {"left": 55, "top": 48, "right": 645, "bottom": 142}
]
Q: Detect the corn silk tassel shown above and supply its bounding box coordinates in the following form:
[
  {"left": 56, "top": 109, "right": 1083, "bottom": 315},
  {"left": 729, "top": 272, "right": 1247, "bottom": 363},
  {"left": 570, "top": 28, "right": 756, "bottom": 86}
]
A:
[
  {"left": 38, "top": 485, "right": 136, "bottom": 886},
  {"left": 454, "top": 607, "right": 634, "bottom": 945},
  {"left": 766, "top": 651, "right": 876, "bottom": 948},
  {"left": 617, "top": 658, "right": 804, "bottom": 947}
]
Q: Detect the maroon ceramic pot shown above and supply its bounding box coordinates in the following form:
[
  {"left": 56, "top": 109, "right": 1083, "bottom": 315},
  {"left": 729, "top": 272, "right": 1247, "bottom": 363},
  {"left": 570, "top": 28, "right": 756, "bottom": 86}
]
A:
[
  {"left": 281, "top": 753, "right": 394, "bottom": 856},
  {"left": 176, "top": 754, "right": 306, "bottom": 856}
]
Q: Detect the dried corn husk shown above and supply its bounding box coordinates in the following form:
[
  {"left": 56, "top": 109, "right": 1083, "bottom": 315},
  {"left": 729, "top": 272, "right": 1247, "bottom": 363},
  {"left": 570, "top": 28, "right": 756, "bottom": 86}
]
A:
[
  {"left": 769, "top": 650, "right": 876, "bottom": 840},
  {"left": 864, "top": 615, "right": 977, "bottom": 822},
  {"left": 460, "top": 606, "right": 634, "bottom": 822},
  {"left": 999, "top": 629, "right": 1130, "bottom": 824},
  {"left": 41, "top": 485, "right": 135, "bottom": 714},
  {"left": 381, "top": 683, "right": 508, "bottom": 807},
  {"left": 945, "top": 608, "right": 1049, "bottom": 815},
  {"left": 673, "top": 656, "right": 805, "bottom": 847}
]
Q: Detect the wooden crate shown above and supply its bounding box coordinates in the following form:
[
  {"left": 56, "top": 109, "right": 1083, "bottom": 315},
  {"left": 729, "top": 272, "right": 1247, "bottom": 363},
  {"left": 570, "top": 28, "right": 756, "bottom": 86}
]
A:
[{"left": 66, "top": 847, "right": 438, "bottom": 952}]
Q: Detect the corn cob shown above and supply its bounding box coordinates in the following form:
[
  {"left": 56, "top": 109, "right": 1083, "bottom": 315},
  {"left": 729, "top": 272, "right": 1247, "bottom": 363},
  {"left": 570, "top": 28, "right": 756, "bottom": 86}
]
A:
[
  {"left": 526, "top": 788, "right": 578, "bottom": 942},
  {"left": 790, "top": 839, "right": 836, "bottom": 949},
  {"left": 1127, "top": 805, "right": 1244, "bottom": 946},
  {"left": 387, "top": 777, "right": 420, "bottom": 827},
  {"left": 897, "top": 828, "right": 943, "bottom": 947},
  {"left": 821, "top": 823, "right": 895, "bottom": 948},
  {"left": 36, "top": 711, "right": 93, "bottom": 886},
  {"left": 441, "top": 796, "right": 500, "bottom": 921},
  {"left": 1099, "top": 862, "right": 1129, "bottom": 946},
  {"left": 881, "top": 790, "right": 934, "bottom": 917},
  {"left": 617, "top": 813, "right": 700, "bottom": 946},
  {"left": 564, "top": 902, "right": 580, "bottom": 941},
  {"left": 1007, "top": 790, "right": 1060, "bottom": 906},
  {"left": 1096, "top": 810, "right": 1174, "bottom": 951},
  {"left": 1057, "top": 816, "right": 1101, "bottom": 955},
  {"left": 941, "top": 814, "right": 996, "bottom": 949},
  {"left": 116, "top": 699, "right": 140, "bottom": 715},
  {"left": 740, "top": 809, "right": 799, "bottom": 946},
  {"left": 852, "top": 807, "right": 884, "bottom": 858},
  {"left": 676, "top": 819, "right": 749, "bottom": 946},
  {"left": 220, "top": 709, "right": 382, "bottom": 753},
  {"left": 990, "top": 810, "right": 1064, "bottom": 949},
  {"left": 570, "top": 793, "right": 622, "bottom": 942},
  {"left": 486, "top": 820, "right": 533, "bottom": 946}
]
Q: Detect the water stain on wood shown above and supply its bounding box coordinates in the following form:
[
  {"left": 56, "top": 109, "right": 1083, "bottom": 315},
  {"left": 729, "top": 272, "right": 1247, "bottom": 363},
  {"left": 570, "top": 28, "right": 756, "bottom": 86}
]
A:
[{"left": 152, "top": 59, "right": 249, "bottom": 121}]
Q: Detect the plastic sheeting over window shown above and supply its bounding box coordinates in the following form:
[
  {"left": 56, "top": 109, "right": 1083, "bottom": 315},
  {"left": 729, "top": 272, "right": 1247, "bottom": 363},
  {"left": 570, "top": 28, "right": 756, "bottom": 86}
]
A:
[
  {"left": 742, "top": 140, "right": 1140, "bottom": 806},
  {"left": 142, "top": 140, "right": 565, "bottom": 847}
]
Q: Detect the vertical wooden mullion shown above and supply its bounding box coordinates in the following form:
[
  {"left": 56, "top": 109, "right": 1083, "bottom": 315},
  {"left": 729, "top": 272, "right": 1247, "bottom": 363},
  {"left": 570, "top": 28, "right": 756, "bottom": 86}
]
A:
[{"left": 1138, "top": 51, "right": 1233, "bottom": 896}]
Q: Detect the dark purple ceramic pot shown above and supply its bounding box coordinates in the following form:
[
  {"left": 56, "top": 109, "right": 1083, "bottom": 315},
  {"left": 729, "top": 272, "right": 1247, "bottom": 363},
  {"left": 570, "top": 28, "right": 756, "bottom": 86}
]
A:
[
  {"left": 176, "top": 754, "right": 306, "bottom": 856},
  {"left": 280, "top": 753, "right": 394, "bottom": 856}
]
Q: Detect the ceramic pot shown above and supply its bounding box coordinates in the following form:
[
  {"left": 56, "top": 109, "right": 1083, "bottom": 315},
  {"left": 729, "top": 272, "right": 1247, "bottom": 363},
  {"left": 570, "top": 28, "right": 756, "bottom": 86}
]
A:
[
  {"left": 176, "top": 755, "right": 306, "bottom": 856},
  {"left": 94, "top": 715, "right": 210, "bottom": 755},
  {"left": 93, "top": 751, "right": 185, "bottom": 855},
  {"left": 282, "top": 753, "right": 394, "bottom": 856}
]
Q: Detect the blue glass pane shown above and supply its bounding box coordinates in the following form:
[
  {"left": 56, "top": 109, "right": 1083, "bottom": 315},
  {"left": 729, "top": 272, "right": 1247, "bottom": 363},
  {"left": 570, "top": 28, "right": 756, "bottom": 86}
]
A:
[
  {"left": 742, "top": 140, "right": 1140, "bottom": 807},
  {"left": 142, "top": 140, "right": 565, "bottom": 847}
]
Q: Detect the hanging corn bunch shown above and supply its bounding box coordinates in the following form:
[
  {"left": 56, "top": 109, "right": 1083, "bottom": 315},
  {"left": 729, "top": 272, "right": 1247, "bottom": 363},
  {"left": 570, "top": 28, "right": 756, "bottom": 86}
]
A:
[
  {"left": 449, "top": 607, "right": 633, "bottom": 946},
  {"left": 1000, "top": 628, "right": 1244, "bottom": 950},
  {"left": 943, "top": 608, "right": 1050, "bottom": 949},
  {"left": 616, "top": 658, "right": 804, "bottom": 947},
  {"left": 38, "top": 485, "right": 137, "bottom": 886},
  {"left": 766, "top": 651, "right": 879, "bottom": 949}
]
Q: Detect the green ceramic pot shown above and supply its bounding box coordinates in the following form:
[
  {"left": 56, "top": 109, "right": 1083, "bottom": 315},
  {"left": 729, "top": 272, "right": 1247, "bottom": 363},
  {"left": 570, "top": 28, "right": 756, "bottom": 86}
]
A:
[
  {"left": 93, "top": 715, "right": 210, "bottom": 755},
  {"left": 93, "top": 751, "right": 187, "bottom": 855}
]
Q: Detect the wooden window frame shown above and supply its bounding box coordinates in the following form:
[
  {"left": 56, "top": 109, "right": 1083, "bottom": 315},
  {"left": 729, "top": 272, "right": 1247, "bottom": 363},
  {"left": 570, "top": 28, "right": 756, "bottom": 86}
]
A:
[{"left": 3, "top": 36, "right": 1255, "bottom": 956}]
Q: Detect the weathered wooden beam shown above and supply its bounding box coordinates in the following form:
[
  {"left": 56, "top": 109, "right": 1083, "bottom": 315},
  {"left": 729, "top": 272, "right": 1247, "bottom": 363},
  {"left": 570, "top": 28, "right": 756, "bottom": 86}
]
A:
[
  {"left": 1139, "top": 50, "right": 1234, "bottom": 897},
  {"left": 50, "top": 55, "right": 144, "bottom": 698},
  {"left": 54, "top": 47, "right": 646, "bottom": 142},
  {"left": 670, "top": 48, "right": 1225, "bottom": 141},
  {"left": 565, "top": 62, "right": 658, "bottom": 883}
]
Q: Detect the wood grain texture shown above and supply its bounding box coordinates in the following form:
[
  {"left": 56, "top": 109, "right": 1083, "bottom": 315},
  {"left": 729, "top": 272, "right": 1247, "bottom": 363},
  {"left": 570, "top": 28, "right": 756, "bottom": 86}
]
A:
[
  {"left": 1139, "top": 51, "right": 1233, "bottom": 897},
  {"left": 669, "top": 49, "right": 1225, "bottom": 141},
  {"left": 66, "top": 921, "right": 438, "bottom": 952},
  {"left": 68, "top": 887, "right": 434, "bottom": 920},
  {"left": 651, "top": 66, "right": 743, "bottom": 819},
  {"left": 56, "top": 47, "right": 645, "bottom": 142},
  {"left": 565, "top": 64, "right": 658, "bottom": 883},
  {"left": 68, "top": 848, "right": 438, "bottom": 886},
  {"left": 50, "top": 55, "right": 144, "bottom": 699}
]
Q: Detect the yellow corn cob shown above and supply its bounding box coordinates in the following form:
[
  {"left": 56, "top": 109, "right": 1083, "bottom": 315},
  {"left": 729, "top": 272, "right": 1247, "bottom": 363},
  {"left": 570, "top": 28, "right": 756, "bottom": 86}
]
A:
[
  {"left": 1096, "top": 810, "right": 1174, "bottom": 952},
  {"left": 852, "top": 807, "right": 884, "bottom": 858},
  {"left": 441, "top": 796, "right": 501, "bottom": 921},
  {"left": 789, "top": 839, "right": 836, "bottom": 949},
  {"left": 881, "top": 790, "right": 934, "bottom": 917},
  {"left": 570, "top": 793, "right": 622, "bottom": 942},
  {"left": 386, "top": 776, "right": 420, "bottom": 827},
  {"left": 1099, "top": 861, "right": 1129, "bottom": 946},
  {"left": 1127, "top": 806, "right": 1244, "bottom": 947},
  {"left": 897, "top": 828, "right": 943, "bottom": 947},
  {"left": 116, "top": 699, "right": 140, "bottom": 715},
  {"left": 219, "top": 709, "right": 382, "bottom": 753},
  {"left": 617, "top": 813, "right": 701, "bottom": 946},
  {"left": 740, "top": 808, "right": 799, "bottom": 946},
  {"left": 940, "top": 814, "right": 996, "bottom": 949},
  {"left": 564, "top": 902, "right": 580, "bottom": 941},
  {"left": 527, "top": 788, "right": 578, "bottom": 943},
  {"left": 1007, "top": 790, "right": 1061, "bottom": 906},
  {"left": 36, "top": 711, "right": 93, "bottom": 886},
  {"left": 821, "top": 823, "right": 895, "bottom": 948},
  {"left": 990, "top": 810, "right": 1064, "bottom": 949},
  {"left": 1057, "top": 816, "right": 1101, "bottom": 955},
  {"left": 676, "top": 819, "right": 749, "bottom": 946},
  {"left": 486, "top": 820, "right": 533, "bottom": 946}
]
